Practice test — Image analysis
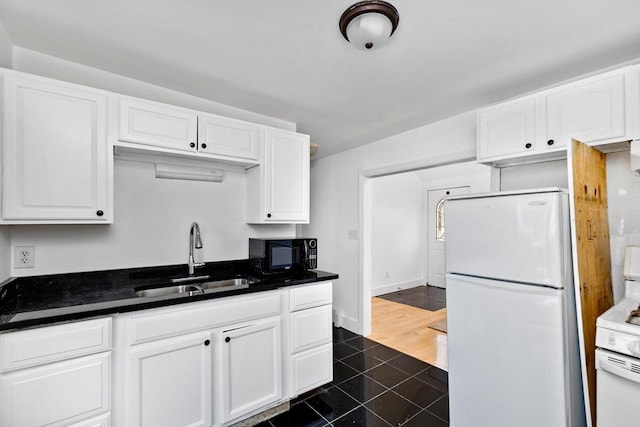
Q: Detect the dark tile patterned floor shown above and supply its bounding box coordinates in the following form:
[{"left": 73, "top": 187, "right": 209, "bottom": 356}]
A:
[
  {"left": 377, "top": 285, "right": 446, "bottom": 311},
  {"left": 256, "top": 327, "right": 449, "bottom": 427}
]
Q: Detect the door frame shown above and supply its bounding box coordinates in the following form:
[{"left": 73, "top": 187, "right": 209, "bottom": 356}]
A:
[{"left": 358, "top": 150, "right": 494, "bottom": 336}]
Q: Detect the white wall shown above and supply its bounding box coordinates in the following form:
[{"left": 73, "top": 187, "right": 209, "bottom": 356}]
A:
[
  {"left": 11, "top": 47, "right": 294, "bottom": 131},
  {"left": 607, "top": 151, "right": 640, "bottom": 302},
  {"left": 0, "top": 23, "right": 11, "bottom": 280},
  {"left": 0, "top": 19, "right": 12, "bottom": 69},
  {"left": 301, "top": 111, "right": 477, "bottom": 332},
  {"left": 10, "top": 160, "right": 293, "bottom": 276},
  {"left": 370, "top": 173, "right": 424, "bottom": 296},
  {"left": 500, "top": 160, "right": 569, "bottom": 191}
]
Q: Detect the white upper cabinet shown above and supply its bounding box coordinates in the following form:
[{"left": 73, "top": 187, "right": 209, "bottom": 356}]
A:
[
  {"left": 119, "top": 97, "right": 198, "bottom": 151},
  {"left": 477, "top": 97, "right": 536, "bottom": 160},
  {"left": 543, "top": 72, "right": 626, "bottom": 148},
  {"left": 477, "top": 66, "right": 640, "bottom": 165},
  {"left": 118, "top": 97, "right": 259, "bottom": 164},
  {"left": 198, "top": 113, "right": 258, "bottom": 160},
  {"left": 247, "top": 128, "right": 310, "bottom": 224},
  {"left": 1, "top": 72, "right": 113, "bottom": 223}
]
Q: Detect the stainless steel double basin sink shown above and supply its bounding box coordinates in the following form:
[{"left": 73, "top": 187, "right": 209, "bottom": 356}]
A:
[{"left": 134, "top": 275, "right": 257, "bottom": 299}]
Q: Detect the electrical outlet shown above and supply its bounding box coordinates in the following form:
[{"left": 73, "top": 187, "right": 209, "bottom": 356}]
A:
[
  {"left": 15, "top": 246, "right": 35, "bottom": 268},
  {"left": 347, "top": 229, "right": 358, "bottom": 240}
]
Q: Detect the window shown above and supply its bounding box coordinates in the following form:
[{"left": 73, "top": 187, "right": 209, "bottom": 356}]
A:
[{"left": 436, "top": 198, "right": 446, "bottom": 241}]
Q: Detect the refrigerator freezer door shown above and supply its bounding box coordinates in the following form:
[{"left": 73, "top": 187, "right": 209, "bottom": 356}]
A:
[
  {"left": 445, "top": 191, "right": 568, "bottom": 287},
  {"left": 447, "top": 274, "right": 578, "bottom": 427}
]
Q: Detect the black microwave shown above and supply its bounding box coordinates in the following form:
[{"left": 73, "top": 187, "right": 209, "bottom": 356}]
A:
[{"left": 249, "top": 238, "right": 317, "bottom": 275}]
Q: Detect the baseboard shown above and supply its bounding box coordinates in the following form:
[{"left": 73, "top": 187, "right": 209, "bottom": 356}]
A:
[{"left": 372, "top": 279, "right": 425, "bottom": 297}]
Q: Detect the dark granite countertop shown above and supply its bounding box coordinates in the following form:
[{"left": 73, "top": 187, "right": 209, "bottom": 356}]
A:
[{"left": 0, "top": 260, "right": 338, "bottom": 332}]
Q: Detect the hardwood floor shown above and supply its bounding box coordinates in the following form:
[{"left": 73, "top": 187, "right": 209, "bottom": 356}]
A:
[{"left": 366, "top": 296, "right": 449, "bottom": 371}]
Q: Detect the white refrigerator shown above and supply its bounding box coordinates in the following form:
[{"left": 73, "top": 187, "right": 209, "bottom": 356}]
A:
[{"left": 445, "top": 188, "right": 586, "bottom": 427}]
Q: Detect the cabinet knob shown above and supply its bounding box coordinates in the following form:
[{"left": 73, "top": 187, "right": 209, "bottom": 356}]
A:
[
  {"left": 204, "top": 339, "right": 210, "bottom": 346},
  {"left": 547, "top": 139, "right": 555, "bottom": 146},
  {"left": 525, "top": 143, "right": 532, "bottom": 149},
  {"left": 267, "top": 213, "right": 272, "bottom": 218},
  {"left": 225, "top": 337, "right": 231, "bottom": 343},
  {"left": 96, "top": 210, "right": 104, "bottom": 217},
  {"left": 201, "top": 143, "right": 207, "bottom": 149},
  {"left": 190, "top": 142, "right": 196, "bottom": 148}
]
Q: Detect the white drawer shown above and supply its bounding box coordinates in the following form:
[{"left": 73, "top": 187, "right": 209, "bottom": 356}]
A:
[
  {"left": 0, "top": 317, "right": 112, "bottom": 372},
  {"left": 290, "top": 305, "right": 333, "bottom": 354},
  {"left": 289, "top": 281, "right": 332, "bottom": 312},
  {"left": 290, "top": 344, "right": 333, "bottom": 397},
  {"left": 0, "top": 352, "right": 111, "bottom": 427},
  {"left": 126, "top": 291, "right": 281, "bottom": 345}
]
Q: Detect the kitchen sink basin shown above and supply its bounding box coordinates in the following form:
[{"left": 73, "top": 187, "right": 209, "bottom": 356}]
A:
[{"left": 134, "top": 277, "right": 256, "bottom": 298}]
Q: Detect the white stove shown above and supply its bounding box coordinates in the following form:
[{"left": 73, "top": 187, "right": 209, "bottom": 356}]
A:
[{"left": 595, "top": 246, "right": 640, "bottom": 426}]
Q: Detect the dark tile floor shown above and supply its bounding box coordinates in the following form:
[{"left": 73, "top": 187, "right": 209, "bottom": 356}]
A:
[
  {"left": 377, "top": 285, "right": 446, "bottom": 312},
  {"left": 257, "top": 327, "right": 449, "bottom": 427}
]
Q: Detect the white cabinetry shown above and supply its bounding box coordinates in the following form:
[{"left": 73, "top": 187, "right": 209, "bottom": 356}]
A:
[
  {"left": 542, "top": 71, "right": 627, "bottom": 148},
  {"left": 477, "top": 97, "right": 536, "bottom": 160},
  {"left": 118, "top": 97, "right": 259, "bottom": 164},
  {"left": 118, "top": 97, "right": 197, "bottom": 151},
  {"left": 127, "top": 331, "right": 213, "bottom": 427},
  {"left": 1, "top": 72, "right": 113, "bottom": 223},
  {"left": 0, "top": 317, "right": 112, "bottom": 427},
  {"left": 247, "top": 128, "right": 310, "bottom": 224},
  {"left": 115, "top": 291, "right": 284, "bottom": 427},
  {"left": 477, "top": 66, "right": 640, "bottom": 165},
  {"left": 220, "top": 318, "right": 281, "bottom": 422},
  {"left": 287, "top": 281, "right": 333, "bottom": 397}
]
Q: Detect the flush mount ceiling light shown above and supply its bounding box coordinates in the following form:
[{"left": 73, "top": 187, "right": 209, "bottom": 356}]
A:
[{"left": 339, "top": 0, "right": 400, "bottom": 51}]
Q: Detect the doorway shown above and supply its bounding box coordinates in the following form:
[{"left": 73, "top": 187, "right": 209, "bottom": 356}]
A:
[{"left": 361, "top": 161, "right": 492, "bottom": 368}]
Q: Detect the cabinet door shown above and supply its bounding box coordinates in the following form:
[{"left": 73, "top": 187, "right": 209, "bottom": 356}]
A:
[
  {"left": 262, "top": 129, "right": 310, "bottom": 223},
  {"left": 0, "top": 352, "right": 110, "bottom": 427},
  {"left": 291, "top": 344, "right": 333, "bottom": 397},
  {"left": 2, "top": 75, "right": 111, "bottom": 222},
  {"left": 220, "top": 317, "right": 282, "bottom": 423},
  {"left": 198, "top": 113, "right": 258, "bottom": 160},
  {"left": 544, "top": 72, "right": 626, "bottom": 148},
  {"left": 128, "top": 332, "right": 212, "bottom": 427},
  {"left": 119, "top": 97, "right": 198, "bottom": 152},
  {"left": 477, "top": 97, "right": 536, "bottom": 161}
]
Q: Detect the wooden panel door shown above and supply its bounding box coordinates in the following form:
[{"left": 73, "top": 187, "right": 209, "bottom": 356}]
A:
[
  {"left": 127, "top": 331, "right": 213, "bottom": 427},
  {"left": 2, "top": 74, "right": 111, "bottom": 222},
  {"left": 568, "top": 139, "right": 614, "bottom": 427}
]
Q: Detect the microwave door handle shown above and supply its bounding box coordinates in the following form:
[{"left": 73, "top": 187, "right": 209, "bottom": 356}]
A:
[{"left": 304, "top": 241, "right": 308, "bottom": 264}]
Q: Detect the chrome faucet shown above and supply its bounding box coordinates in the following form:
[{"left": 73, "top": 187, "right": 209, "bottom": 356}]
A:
[{"left": 188, "top": 221, "right": 205, "bottom": 275}]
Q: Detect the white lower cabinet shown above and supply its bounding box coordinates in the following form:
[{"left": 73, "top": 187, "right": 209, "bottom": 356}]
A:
[
  {"left": 287, "top": 282, "right": 333, "bottom": 397},
  {"left": 127, "top": 331, "right": 213, "bottom": 427},
  {"left": 109, "top": 283, "right": 333, "bottom": 427},
  {"left": 220, "top": 317, "right": 282, "bottom": 423},
  {"left": 0, "top": 318, "right": 112, "bottom": 427}
]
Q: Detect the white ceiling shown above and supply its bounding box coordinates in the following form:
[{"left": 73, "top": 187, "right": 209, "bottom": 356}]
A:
[{"left": 2, "top": 0, "right": 640, "bottom": 159}]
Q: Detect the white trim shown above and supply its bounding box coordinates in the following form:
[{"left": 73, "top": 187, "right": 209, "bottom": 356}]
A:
[{"left": 357, "top": 149, "right": 477, "bottom": 335}]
